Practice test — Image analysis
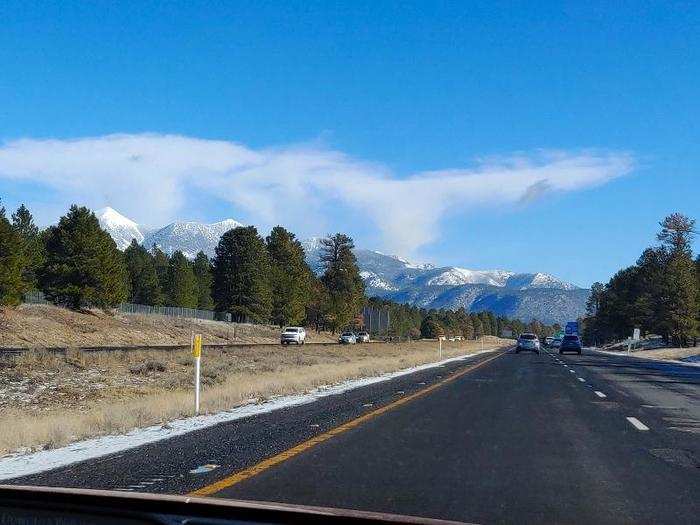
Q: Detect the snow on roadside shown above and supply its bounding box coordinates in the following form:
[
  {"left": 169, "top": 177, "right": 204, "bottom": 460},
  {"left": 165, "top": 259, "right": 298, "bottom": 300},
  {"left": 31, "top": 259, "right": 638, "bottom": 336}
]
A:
[{"left": 0, "top": 349, "right": 496, "bottom": 481}]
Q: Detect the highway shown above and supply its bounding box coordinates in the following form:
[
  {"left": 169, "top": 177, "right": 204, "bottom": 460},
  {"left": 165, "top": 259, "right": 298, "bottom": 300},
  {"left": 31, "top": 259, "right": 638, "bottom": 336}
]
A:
[{"left": 7, "top": 347, "right": 700, "bottom": 524}]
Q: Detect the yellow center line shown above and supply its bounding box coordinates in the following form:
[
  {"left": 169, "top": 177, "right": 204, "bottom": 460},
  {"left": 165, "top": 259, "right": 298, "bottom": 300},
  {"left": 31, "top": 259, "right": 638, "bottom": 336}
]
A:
[{"left": 189, "top": 348, "right": 508, "bottom": 497}]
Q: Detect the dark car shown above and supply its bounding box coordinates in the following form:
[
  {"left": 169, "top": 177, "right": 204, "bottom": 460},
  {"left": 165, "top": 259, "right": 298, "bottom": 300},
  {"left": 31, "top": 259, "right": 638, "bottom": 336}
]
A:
[{"left": 559, "top": 334, "right": 582, "bottom": 355}]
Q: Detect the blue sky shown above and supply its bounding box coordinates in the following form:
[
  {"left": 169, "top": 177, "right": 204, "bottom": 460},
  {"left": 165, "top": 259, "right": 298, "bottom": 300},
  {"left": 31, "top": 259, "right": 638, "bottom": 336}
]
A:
[{"left": 0, "top": 1, "right": 698, "bottom": 287}]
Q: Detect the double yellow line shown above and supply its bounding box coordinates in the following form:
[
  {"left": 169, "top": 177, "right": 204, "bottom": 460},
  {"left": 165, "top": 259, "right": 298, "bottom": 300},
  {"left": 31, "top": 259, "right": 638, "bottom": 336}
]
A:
[{"left": 190, "top": 349, "right": 507, "bottom": 497}]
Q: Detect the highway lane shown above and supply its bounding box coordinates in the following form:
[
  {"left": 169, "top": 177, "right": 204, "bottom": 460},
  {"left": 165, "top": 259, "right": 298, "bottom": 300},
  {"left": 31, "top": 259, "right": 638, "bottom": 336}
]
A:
[
  {"left": 5, "top": 348, "right": 507, "bottom": 495},
  {"left": 8, "top": 346, "right": 700, "bottom": 524},
  {"left": 209, "top": 348, "right": 699, "bottom": 524}
]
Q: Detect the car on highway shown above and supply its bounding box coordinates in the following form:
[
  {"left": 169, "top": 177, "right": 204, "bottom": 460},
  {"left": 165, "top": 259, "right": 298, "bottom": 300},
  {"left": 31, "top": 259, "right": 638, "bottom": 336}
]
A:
[
  {"left": 356, "top": 331, "right": 370, "bottom": 343},
  {"left": 338, "top": 331, "right": 357, "bottom": 344},
  {"left": 544, "top": 336, "right": 554, "bottom": 347},
  {"left": 280, "top": 326, "right": 306, "bottom": 345},
  {"left": 551, "top": 337, "right": 562, "bottom": 349},
  {"left": 515, "top": 333, "right": 540, "bottom": 354},
  {"left": 559, "top": 334, "right": 582, "bottom": 355}
]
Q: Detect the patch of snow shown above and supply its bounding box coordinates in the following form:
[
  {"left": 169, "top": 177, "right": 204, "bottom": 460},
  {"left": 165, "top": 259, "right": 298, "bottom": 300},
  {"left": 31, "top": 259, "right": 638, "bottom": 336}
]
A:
[
  {"left": 359, "top": 270, "right": 398, "bottom": 291},
  {"left": 0, "top": 349, "right": 496, "bottom": 480},
  {"left": 427, "top": 267, "right": 514, "bottom": 287},
  {"left": 143, "top": 218, "right": 244, "bottom": 258},
  {"left": 96, "top": 207, "right": 143, "bottom": 250}
]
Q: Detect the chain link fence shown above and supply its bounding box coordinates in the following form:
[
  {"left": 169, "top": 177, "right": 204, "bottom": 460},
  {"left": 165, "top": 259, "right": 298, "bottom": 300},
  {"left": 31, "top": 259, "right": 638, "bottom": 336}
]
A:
[{"left": 23, "top": 291, "right": 231, "bottom": 322}]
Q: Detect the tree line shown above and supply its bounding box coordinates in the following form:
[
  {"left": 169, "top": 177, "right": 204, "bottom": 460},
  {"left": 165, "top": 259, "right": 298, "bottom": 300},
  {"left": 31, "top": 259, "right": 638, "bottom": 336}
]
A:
[
  {"left": 582, "top": 213, "right": 699, "bottom": 347},
  {"left": 0, "top": 201, "right": 557, "bottom": 337},
  {"left": 0, "top": 203, "right": 364, "bottom": 331},
  {"left": 366, "top": 298, "right": 558, "bottom": 340}
]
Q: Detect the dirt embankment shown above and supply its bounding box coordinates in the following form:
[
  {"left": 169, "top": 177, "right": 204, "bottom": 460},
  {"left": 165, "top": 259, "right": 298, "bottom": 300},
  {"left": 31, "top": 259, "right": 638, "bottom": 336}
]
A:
[
  {"left": 0, "top": 304, "right": 335, "bottom": 348},
  {"left": 0, "top": 335, "right": 509, "bottom": 456}
]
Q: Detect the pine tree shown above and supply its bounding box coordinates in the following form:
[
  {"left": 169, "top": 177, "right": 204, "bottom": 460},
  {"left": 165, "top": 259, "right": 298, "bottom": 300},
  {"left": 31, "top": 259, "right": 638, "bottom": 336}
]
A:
[
  {"left": 213, "top": 226, "right": 272, "bottom": 322},
  {"left": 420, "top": 316, "right": 444, "bottom": 338},
  {"left": 655, "top": 214, "right": 698, "bottom": 345},
  {"left": 478, "top": 311, "right": 492, "bottom": 336},
  {"left": 472, "top": 314, "right": 484, "bottom": 338},
  {"left": 167, "top": 251, "right": 198, "bottom": 308},
  {"left": 151, "top": 246, "right": 170, "bottom": 299},
  {"left": 266, "top": 226, "right": 313, "bottom": 326},
  {"left": 657, "top": 213, "right": 696, "bottom": 256},
  {"left": 192, "top": 251, "right": 214, "bottom": 310},
  {"left": 11, "top": 204, "right": 43, "bottom": 289},
  {"left": 40, "top": 205, "right": 128, "bottom": 310},
  {"left": 319, "top": 233, "right": 365, "bottom": 332},
  {"left": 124, "top": 240, "right": 163, "bottom": 305},
  {"left": 0, "top": 204, "right": 28, "bottom": 306}
]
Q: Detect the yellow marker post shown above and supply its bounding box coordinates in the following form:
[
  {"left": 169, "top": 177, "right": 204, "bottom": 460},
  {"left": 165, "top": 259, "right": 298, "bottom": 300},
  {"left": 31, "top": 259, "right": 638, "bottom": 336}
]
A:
[{"left": 192, "top": 334, "right": 202, "bottom": 414}]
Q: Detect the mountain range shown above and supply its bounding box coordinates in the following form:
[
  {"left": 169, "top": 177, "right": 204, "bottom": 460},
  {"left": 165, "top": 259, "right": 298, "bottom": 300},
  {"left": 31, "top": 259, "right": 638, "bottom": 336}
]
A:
[{"left": 96, "top": 207, "right": 588, "bottom": 324}]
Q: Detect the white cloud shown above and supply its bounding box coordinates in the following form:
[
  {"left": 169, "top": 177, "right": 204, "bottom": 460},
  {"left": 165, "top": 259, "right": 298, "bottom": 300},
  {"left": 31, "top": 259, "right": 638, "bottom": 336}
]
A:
[{"left": 0, "top": 133, "right": 634, "bottom": 254}]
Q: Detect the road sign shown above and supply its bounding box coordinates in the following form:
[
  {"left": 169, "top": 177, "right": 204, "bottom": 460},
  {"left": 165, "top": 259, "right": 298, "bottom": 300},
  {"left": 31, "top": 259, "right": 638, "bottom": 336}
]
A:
[{"left": 633, "top": 328, "right": 641, "bottom": 341}]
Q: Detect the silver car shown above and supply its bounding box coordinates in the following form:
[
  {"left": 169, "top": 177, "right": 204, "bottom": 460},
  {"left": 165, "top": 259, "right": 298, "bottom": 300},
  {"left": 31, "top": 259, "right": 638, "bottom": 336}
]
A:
[
  {"left": 516, "top": 333, "right": 540, "bottom": 354},
  {"left": 356, "top": 331, "right": 370, "bottom": 343},
  {"left": 338, "top": 331, "right": 357, "bottom": 344},
  {"left": 281, "top": 326, "right": 306, "bottom": 345}
]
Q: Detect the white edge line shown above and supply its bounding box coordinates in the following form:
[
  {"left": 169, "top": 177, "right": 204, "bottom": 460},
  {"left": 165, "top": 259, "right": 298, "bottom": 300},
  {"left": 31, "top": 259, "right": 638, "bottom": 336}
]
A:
[
  {"left": 0, "top": 348, "right": 499, "bottom": 480},
  {"left": 626, "top": 417, "right": 650, "bottom": 431}
]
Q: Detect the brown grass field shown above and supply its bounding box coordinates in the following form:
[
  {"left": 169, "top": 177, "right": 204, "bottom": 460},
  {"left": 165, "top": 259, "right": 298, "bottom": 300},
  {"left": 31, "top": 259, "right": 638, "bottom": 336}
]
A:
[
  {"left": 0, "top": 304, "right": 335, "bottom": 348},
  {"left": 0, "top": 336, "right": 509, "bottom": 456}
]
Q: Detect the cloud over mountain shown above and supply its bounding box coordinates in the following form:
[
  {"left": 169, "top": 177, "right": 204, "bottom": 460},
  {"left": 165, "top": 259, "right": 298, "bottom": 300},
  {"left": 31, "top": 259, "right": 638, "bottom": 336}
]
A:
[{"left": 0, "top": 133, "right": 634, "bottom": 255}]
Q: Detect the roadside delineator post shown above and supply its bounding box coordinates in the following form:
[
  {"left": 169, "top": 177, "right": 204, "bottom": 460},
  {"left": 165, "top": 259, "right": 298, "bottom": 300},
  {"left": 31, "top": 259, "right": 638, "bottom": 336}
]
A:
[
  {"left": 192, "top": 334, "right": 202, "bottom": 414},
  {"left": 438, "top": 335, "right": 445, "bottom": 360}
]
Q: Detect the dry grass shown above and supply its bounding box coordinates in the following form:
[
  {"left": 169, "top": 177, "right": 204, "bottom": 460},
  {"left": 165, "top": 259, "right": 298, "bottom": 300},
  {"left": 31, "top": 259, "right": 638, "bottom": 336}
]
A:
[
  {"left": 0, "top": 338, "right": 508, "bottom": 455},
  {"left": 0, "top": 304, "right": 336, "bottom": 348},
  {"left": 627, "top": 347, "right": 700, "bottom": 361}
]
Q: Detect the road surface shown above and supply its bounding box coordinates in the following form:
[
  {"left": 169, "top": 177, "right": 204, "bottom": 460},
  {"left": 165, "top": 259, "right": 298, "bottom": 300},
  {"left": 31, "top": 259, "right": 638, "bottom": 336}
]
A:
[{"left": 7, "top": 347, "right": 700, "bottom": 524}]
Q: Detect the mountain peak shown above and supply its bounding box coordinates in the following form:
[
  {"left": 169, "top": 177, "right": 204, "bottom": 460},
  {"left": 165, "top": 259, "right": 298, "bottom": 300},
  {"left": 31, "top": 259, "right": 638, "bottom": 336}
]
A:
[{"left": 95, "top": 207, "right": 143, "bottom": 249}]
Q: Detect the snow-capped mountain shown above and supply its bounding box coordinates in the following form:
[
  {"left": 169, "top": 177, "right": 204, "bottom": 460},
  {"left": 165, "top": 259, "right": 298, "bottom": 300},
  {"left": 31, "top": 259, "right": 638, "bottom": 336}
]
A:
[
  {"left": 143, "top": 219, "right": 244, "bottom": 258},
  {"left": 95, "top": 207, "right": 143, "bottom": 250},
  {"left": 96, "top": 207, "right": 587, "bottom": 323}
]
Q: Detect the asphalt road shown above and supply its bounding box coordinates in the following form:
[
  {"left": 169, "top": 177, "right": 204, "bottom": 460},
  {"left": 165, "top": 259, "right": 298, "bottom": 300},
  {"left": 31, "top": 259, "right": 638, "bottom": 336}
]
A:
[{"left": 8, "top": 347, "right": 700, "bottom": 524}]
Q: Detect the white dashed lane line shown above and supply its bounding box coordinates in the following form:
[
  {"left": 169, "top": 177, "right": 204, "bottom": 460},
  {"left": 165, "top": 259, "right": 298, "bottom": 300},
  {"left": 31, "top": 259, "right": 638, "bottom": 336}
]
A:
[
  {"left": 594, "top": 391, "right": 607, "bottom": 398},
  {"left": 577, "top": 377, "right": 586, "bottom": 383},
  {"left": 626, "top": 417, "right": 650, "bottom": 431}
]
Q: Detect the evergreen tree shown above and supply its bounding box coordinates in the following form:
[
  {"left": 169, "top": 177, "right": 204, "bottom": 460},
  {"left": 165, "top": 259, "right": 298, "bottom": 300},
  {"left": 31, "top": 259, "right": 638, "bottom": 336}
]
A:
[
  {"left": 167, "top": 250, "right": 198, "bottom": 308},
  {"left": 456, "top": 307, "right": 474, "bottom": 339},
  {"left": 319, "top": 233, "right": 364, "bottom": 332},
  {"left": 192, "top": 251, "right": 214, "bottom": 310},
  {"left": 213, "top": 226, "right": 272, "bottom": 322},
  {"left": 11, "top": 204, "right": 43, "bottom": 289},
  {"left": 478, "top": 311, "right": 492, "bottom": 336},
  {"left": 40, "top": 205, "right": 128, "bottom": 309},
  {"left": 472, "top": 314, "right": 484, "bottom": 338},
  {"left": 0, "top": 204, "right": 28, "bottom": 306},
  {"left": 655, "top": 214, "right": 698, "bottom": 345},
  {"left": 124, "top": 240, "right": 163, "bottom": 305},
  {"left": 266, "top": 226, "right": 313, "bottom": 326},
  {"left": 305, "top": 277, "right": 330, "bottom": 332},
  {"left": 657, "top": 213, "right": 696, "bottom": 256},
  {"left": 420, "top": 316, "right": 444, "bottom": 338},
  {"left": 151, "top": 246, "right": 170, "bottom": 298}
]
